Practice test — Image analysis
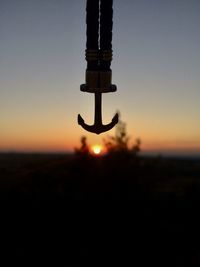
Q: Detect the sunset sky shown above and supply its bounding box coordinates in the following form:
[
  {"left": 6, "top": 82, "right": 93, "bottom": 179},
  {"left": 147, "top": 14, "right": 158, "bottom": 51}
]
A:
[{"left": 1, "top": 0, "right": 200, "bottom": 154}]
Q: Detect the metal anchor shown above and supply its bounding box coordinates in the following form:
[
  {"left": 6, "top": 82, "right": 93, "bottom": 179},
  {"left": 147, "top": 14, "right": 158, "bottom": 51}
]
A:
[{"left": 78, "top": 86, "right": 118, "bottom": 134}]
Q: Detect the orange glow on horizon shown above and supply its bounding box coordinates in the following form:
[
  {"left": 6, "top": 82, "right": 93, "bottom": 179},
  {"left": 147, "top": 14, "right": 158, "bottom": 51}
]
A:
[{"left": 1, "top": 132, "right": 200, "bottom": 155}]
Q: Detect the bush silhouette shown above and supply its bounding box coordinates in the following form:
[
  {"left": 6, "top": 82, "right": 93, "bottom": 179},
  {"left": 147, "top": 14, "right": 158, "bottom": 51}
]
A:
[
  {"left": 74, "top": 136, "right": 90, "bottom": 156},
  {"left": 103, "top": 114, "right": 141, "bottom": 157}
]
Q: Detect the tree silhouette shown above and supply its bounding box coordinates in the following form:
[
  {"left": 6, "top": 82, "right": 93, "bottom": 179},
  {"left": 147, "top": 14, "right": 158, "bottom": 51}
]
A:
[
  {"left": 103, "top": 117, "right": 128, "bottom": 153},
  {"left": 74, "top": 136, "right": 90, "bottom": 156},
  {"left": 132, "top": 138, "right": 141, "bottom": 155},
  {"left": 103, "top": 114, "right": 141, "bottom": 156}
]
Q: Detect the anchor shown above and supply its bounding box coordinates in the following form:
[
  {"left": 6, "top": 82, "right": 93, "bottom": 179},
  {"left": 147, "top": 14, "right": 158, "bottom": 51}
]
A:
[
  {"left": 78, "top": 82, "right": 119, "bottom": 135},
  {"left": 78, "top": 0, "right": 118, "bottom": 134}
]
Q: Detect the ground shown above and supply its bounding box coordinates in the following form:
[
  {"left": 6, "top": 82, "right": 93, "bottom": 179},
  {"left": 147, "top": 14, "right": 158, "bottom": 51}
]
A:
[{"left": 0, "top": 152, "right": 200, "bottom": 266}]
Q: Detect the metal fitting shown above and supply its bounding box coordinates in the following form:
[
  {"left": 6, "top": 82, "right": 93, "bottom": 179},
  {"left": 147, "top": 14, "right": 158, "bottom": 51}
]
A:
[
  {"left": 85, "top": 49, "right": 99, "bottom": 61},
  {"left": 85, "top": 70, "right": 99, "bottom": 88},
  {"left": 99, "top": 71, "right": 111, "bottom": 88},
  {"left": 100, "top": 50, "right": 113, "bottom": 61}
]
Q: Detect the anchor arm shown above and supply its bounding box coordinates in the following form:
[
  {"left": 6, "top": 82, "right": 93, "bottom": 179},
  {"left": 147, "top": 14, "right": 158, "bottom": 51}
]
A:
[{"left": 78, "top": 91, "right": 118, "bottom": 135}]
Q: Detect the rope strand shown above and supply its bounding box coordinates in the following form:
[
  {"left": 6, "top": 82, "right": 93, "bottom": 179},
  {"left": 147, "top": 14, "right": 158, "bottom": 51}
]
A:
[
  {"left": 86, "top": 0, "right": 99, "bottom": 70},
  {"left": 86, "top": 0, "right": 113, "bottom": 71},
  {"left": 100, "top": 0, "right": 113, "bottom": 70}
]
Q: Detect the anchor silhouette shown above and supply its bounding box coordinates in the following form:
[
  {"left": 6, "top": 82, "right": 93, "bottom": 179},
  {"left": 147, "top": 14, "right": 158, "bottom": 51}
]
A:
[
  {"left": 78, "top": 79, "right": 118, "bottom": 135},
  {"left": 78, "top": 0, "right": 118, "bottom": 134}
]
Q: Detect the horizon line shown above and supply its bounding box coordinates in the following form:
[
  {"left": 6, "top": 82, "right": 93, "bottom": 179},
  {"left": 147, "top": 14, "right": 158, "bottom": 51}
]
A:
[{"left": 1, "top": 149, "right": 200, "bottom": 157}]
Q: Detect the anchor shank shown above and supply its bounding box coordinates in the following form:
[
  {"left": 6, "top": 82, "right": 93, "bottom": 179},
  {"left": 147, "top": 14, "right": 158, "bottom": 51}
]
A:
[{"left": 94, "top": 92, "right": 102, "bottom": 126}]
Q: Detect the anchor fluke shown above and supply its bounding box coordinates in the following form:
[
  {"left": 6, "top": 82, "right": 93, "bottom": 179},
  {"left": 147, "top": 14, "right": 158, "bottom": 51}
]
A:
[{"left": 78, "top": 112, "right": 118, "bottom": 135}]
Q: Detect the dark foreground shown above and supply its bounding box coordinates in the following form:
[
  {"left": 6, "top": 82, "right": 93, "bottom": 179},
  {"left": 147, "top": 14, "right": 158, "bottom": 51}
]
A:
[{"left": 0, "top": 152, "right": 200, "bottom": 266}]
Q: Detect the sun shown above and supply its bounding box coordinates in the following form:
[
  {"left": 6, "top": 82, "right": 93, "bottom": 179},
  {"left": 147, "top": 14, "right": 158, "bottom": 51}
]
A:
[{"left": 91, "top": 145, "right": 102, "bottom": 155}]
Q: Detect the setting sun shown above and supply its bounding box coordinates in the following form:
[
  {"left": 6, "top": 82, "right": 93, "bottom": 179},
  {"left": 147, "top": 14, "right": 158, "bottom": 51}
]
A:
[{"left": 91, "top": 145, "right": 102, "bottom": 155}]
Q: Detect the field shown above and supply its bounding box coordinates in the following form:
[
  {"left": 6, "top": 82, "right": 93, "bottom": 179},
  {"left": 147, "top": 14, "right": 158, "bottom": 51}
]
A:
[{"left": 0, "top": 152, "right": 200, "bottom": 266}]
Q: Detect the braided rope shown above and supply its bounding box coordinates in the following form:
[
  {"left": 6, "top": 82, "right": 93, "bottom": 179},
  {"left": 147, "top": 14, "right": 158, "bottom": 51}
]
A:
[{"left": 86, "top": 0, "right": 113, "bottom": 71}]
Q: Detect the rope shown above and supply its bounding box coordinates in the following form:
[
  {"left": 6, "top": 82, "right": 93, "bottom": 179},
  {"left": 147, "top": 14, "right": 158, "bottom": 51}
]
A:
[
  {"left": 86, "top": 0, "right": 113, "bottom": 71},
  {"left": 100, "top": 0, "right": 113, "bottom": 71},
  {"left": 86, "top": 0, "right": 99, "bottom": 70}
]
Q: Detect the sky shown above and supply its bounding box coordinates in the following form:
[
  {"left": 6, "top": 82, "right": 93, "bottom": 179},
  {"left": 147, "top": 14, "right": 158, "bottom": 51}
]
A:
[{"left": 0, "top": 0, "right": 200, "bottom": 154}]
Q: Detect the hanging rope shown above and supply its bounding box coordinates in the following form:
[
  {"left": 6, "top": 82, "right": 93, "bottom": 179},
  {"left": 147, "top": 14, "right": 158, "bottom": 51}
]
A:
[
  {"left": 86, "top": 0, "right": 99, "bottom": 71},
  {"left": 100, "top": 0, "right": 113, "bottom": 71},
  {"left": 86, "top": 0, "right": 113, "bottom": 71}
]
